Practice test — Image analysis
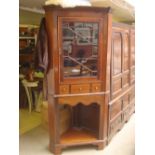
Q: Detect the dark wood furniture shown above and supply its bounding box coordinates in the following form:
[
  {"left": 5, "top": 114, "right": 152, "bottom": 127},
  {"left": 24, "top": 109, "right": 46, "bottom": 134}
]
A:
[
  {"left": 19, "top": 27, "right": 38, "bottom": 65},
  {"left": 108, "top": 23, "right": 135, "bottom": 141},
  {"left": 44, "top": 5, "right": 135, "bottom": 154}
]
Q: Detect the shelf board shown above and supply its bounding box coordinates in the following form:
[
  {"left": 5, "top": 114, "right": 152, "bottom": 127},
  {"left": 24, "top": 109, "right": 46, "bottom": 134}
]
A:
[
  {"left": 60, "top": 128, "right": 97, "bottom": 144},
  {"left": 19, "top": 36, "right": 35, "bottom": 39}
]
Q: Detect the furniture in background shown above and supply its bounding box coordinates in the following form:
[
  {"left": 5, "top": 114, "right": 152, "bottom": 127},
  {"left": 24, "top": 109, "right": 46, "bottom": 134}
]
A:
[
  {"left": 21, "top": 71, "right": 44, "bottom": 113},
  {"left": 19, "top": 26, "right": 38, "bottom": 66},
  {"left": 44, "top": 5, "right": 135, "bottom": 155},
  {"left": 21, "top": 79, "right": 39, "bottom": 113},
  {"left": 19, "top": 74, "right": 27, "bottom": 109}
]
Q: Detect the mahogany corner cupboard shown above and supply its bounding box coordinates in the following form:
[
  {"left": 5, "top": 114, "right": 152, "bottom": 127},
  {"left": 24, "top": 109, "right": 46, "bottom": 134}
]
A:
[{"left": 43, "top": 5, "right": 135, "bottom": 154}]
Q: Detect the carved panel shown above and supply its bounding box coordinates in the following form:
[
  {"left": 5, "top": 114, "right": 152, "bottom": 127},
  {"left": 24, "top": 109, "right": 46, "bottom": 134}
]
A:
[
  {"left": 130, "top": 87, "right": 135, "bottom": 104},
  {"left": 123, "top": 73, "right": 130, "bottom": 87},
  {"left": 112, "top": 32, "right": 122, "bottom": 75},
  {"left": 123, "top": 33, "right": 129, "bottom": 71},
  {"left": 123, "top": 93, "right": 130, "bottom": 109},
  {"left": 109, "top": 114, "right": 122, "bottom": 136},
  {"left": 131, "top": 67, "right": 135, "bottom": 84},
  {"left": 131, "top": 31, "right": 135, "bottom": 67},
  {"left": 112, "top": 78, "right": 122, "bottom": 94},
  {"left": 123, "top": 105, "right": 132, "bottom": 122},
  {"left": 109, "top": 99, "right": 122, "bottom": 120},
  {"left": 58, "top": 95, "right": 104, "bottom": 106}
]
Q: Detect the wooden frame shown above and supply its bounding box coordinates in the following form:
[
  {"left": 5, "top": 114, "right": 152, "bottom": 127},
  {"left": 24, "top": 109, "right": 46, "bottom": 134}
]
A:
[{"left": 44, "top": 5, "right": 135, "bottom": 155}]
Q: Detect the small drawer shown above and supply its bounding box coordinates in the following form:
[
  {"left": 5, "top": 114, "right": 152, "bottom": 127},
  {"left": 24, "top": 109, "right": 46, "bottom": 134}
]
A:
[
  {"left": 91, "top": 83, "right": 101, "bottom": 92},
  {"left": 59, "top": 85, "right": 69, "bottom": 94},
  {"left": 71, "top": 84, "right": 90, "bottom": 94}
]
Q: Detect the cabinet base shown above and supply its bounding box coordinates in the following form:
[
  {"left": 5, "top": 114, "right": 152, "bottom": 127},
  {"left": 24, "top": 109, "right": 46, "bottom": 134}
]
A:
[{"left": 49, "top": 140, "right": 107, "bottom": 155}]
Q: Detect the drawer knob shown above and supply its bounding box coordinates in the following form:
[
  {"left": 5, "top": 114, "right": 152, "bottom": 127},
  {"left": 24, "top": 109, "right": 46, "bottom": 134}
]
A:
[
  {"left": 79, "top": 87, "right": 82, "bottom": 91},
  {"left": 63, "top": 88, "right": 66, "bottom": 91},
  {"left": 95, "top": 86, "right": 98, "bottom": 90}
]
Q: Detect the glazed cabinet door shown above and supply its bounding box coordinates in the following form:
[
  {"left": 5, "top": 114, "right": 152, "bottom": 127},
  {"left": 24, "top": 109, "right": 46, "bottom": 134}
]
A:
[
  {"left": 57, "top": 17, "right": 106, "bottom": 95},
  {"left": 58, "top": 17, "right": 104, "bottom": 83}
]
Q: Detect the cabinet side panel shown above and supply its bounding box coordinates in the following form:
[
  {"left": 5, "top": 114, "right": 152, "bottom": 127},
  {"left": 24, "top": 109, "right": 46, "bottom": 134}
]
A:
[
  {"left": 108, "top": 24, "right": 135, "bottom": 141},
  {"left": 130, "top": 29, "right": 135, "bottom": 85}
]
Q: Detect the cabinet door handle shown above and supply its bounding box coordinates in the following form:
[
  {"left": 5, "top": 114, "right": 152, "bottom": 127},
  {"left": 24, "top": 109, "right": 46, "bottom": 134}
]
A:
[{"left": 95, "top": 86, "right": 98, "bottom": 90}]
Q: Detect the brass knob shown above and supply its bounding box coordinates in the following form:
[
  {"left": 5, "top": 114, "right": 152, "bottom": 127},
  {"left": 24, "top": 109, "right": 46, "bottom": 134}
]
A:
[
  {"left": 95, "top": 86, "right": 98, "bottom": 90},
  {"left": 79, "top": 87, "right": 82, "bottom": 91}
]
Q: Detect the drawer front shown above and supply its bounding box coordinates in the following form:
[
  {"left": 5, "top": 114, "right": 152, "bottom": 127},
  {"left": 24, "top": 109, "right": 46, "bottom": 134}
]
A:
[
  {"left": 71, "top": 84, "right": 90, "bottom": 94},
  {"left": 91, "top": 83, "right": 101, "bottom": 92},
  {"left": 59, "top": 85, "right": 69, "bottom": 94},
  {"left": 109, "top": 99, "right": 122, "bottom": 120}
]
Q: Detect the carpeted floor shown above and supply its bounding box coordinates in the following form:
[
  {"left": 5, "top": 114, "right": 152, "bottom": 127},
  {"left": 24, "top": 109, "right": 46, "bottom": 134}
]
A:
[{"left": 19, "top": 114, "right": 135, "bottom": 155}]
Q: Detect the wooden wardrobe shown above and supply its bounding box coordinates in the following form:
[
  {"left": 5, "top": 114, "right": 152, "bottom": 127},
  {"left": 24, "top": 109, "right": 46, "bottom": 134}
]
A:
[{"left": 43, "top": 5, "right": 135, "bottom": 154}]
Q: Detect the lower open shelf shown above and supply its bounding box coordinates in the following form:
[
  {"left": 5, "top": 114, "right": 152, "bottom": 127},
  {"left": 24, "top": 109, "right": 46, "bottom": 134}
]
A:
[{"left": 60, "top": 128, "right": 97, "bottom": 144}]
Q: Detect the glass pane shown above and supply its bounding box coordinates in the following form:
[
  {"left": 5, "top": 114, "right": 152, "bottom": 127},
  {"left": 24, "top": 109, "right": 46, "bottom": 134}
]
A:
[{"left": 62, "top": 22, "right": 99, "bottom": 78}]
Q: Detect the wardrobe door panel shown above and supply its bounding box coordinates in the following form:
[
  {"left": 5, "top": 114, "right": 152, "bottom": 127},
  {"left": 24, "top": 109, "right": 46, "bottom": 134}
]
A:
[
  {"left": 123, "top": 33, "right": 129, "bottom": 71},
  {"left": 112, "top": 32, "right": 122, "bottom": 75}
]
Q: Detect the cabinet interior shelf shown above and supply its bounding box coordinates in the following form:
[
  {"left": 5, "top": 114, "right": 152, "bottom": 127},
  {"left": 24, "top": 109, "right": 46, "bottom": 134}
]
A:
[{"left": 60, "top": 128, "right": 97, "bottom": 144}]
